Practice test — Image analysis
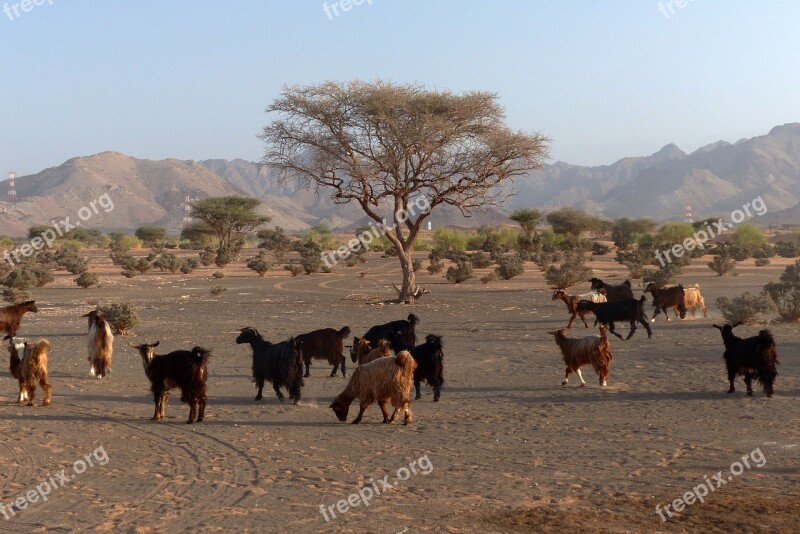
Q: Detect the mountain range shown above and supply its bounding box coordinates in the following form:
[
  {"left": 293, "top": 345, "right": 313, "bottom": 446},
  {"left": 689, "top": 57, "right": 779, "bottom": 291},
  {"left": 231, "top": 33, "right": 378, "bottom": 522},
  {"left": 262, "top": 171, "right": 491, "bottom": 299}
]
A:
[{"left": 1, "top": 123, "right": 799, "bottom": 236}]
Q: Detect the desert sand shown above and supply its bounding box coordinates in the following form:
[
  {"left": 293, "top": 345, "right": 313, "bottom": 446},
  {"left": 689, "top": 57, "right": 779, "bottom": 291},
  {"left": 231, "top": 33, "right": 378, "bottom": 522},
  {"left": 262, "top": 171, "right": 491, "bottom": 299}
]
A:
[{"left": 0, "top": 252, "right": 798, "bottom": 533}]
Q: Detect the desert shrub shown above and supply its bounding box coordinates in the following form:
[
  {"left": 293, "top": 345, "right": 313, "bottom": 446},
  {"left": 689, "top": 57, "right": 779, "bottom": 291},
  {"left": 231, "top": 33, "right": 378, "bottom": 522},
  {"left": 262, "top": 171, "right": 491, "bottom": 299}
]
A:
[
  {"left": 63, "top": 257, "right": 89, "bottom": 275},
  {"left": 715, "top": 292, "right": 775, "bottom": 325},
  {"left": 532, "top": 252, "right": 553, "bottom": 272},
  {"left": 97, "top": 303, "right": 139, "bottom": 335},
  {"left": 247, "top": 254, "right": 271, "bottom": 276},
  {"left": 708, "top": 255, "right": 736, "bottom": 276},
  {"left": 470, "top": 252, "right": 494, "bottom": 269},
  {"left": 480, "top": 272, "right": 497, "bottom": 284},
  {"left": 134, "top": 258, "right": 152, "bottom": 273},
  {"left": 433, "top": 228, "right": 468, "bottom": 253},
  {"left": 495, "top": 256, "right": 525, "bottom": 280},
  {"left": 775, "top": 241, "right": 798, "bottom": 258},
  {"left": 153, "top": 252, "right": 181, "bottom": 273},
  {"left": 304, "top": 223, "right": 338, "bottom": 250},
  {"left": 763, "top": 282, "right": 800, "bottom": 322},
  {"left": 122, "top": 269, "right": 137, "bottom": 279},
  {"left": 591, "top": 242, "right": 612, "bottom": 256},
  {"left": 751, "top": 245, "right": 776, "bottom": 259},
  {"left": 755, "top": 258, "right": 770, "bottom": 267},
  {"left": 545, "top": 255, "right": 592, "bottom": 289},
  {"left": 285, "top": 264, "right": 303, "bottom": 277},
  {"left": 427, "top": 259, "right": 444, "bottom": 274},
  {"left": 109, "top": 233, "right": 141, "bottom": 253},
  {"left": 198, "top": 247, "right": 216, "bottom": 266},
  {"left": 210, "top": 285, "right": 227, "bottom": 297},
  {"left": 3, "top": 288, "right": 31, "bottom": 304},
  {"left": 412, "top": 259, "right": 422, "bottom": 272},
  {"left": 446, "top": 261, "right": 473, "bottom": 284},
  {"left": 3, "top": 268, "right": 38, "bottom": 291},
  {"left": 212, "top": 270, "right": 225, "bottom": 279},
  {"left": 29, "top": 265, "right": 54, "bottom": 287},
  {"left": 75, "top": 272, "right": 100, "bottom": 288},
  {"left": 135, "top": 226, "right": 167, "bottom": 247},
  {"left": 641, "top": 263, "right": 683, "bottom": 289},
  {"left": 539, "top": 229, "right": 566, "bottom": 253}
]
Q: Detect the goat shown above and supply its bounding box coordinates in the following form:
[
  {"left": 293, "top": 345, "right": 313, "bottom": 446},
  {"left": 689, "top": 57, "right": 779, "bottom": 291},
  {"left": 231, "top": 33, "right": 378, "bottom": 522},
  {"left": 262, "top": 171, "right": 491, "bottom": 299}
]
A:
[
  {"left": 362, "top": 313, "right": 419, "bottom": 350},
  {"left": 84, "top": 310, "right": 113, "bottom": 378},
  {"left": 349, "top": 337, "right": 372, "bottom": 364},
  {"left": 358, "top": 338, "right": 394, "bottom": 365},
  {"left": 643, "top": 283, "right": 687, "bottom": 322},
  {"left": 547, "top": 326, "right": 612, "bottom": 387},
  {"left": 129, "top": 341, "right": 210, "bottom": 423},
  {"left": 8, "top": 338, "right": 51, "bottom": 406},
  {"left": 589, "top": 278, "right": 633, "bottom": 302},
  {"left": 712, "top": 323, "right": 778, "bottom": 397},
  {"left": 551, "top": 289, "right": 607, "bottom": 328},
  {"left": 390, "top": 332, "right": 445, "bottom": 402},
  {"left": 684, "top": 284, "right": 708, "bottom": 318},
  {"left": 330, "top": 351, "right": 417, "bottom": 425},
  {"left": 236, "top": 327, "right": 304, "bottom": 404},
  {"left": 295, "top": 326, "right": 351, "bottom": 378},
  {"left": 0, "top": 300, "right": 38, "bottom": 340},
  {"left": 577, "top": 296, "right": 652, "bottom": 340}
]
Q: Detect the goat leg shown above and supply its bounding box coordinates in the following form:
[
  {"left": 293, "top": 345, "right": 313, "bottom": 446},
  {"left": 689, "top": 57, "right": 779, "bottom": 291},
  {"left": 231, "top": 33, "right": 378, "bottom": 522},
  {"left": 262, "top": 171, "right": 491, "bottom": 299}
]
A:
[
  {"left": 607, "top": 323, "right": 624, "bottom": 340},
  {"left": 379, "top": 401, "right": 391, "bottom": 423},
  {"left": 352, "top": 403, "right": 367, "bottom": 424},
  {"left": 196, "top": 395, "right": 206, "bottom": 422},
  {"left": 273, "top": 384, "right": 285, "bottom": 403},
  {"left": 25, "top": 384, "right": 35, "bottom": 406},
  {"left": 41, "top": 380, "right": 51, "bottom": 406},
  {"left": 625, "top": 320, "right": 637, "bottom": 340},
  {"left": 340, "top": 359, "right": 346, "bottom": 378},
  {"left": 744, "top": 373, "right": 754, "bottom": 396},
  {"left": 187, "top": 399, "right": 197, "bottom": 424},
  {"left": 727, "top": 371, "right": 736, "bottom": 393},
  {"left": 254, "top": 380, "right": 264, "bottom": 401},
  {"left": 433, "top": 382, "right": 441, "bottom": 402},
  {"left": 403, "top": 403, "right": 413, "bottom": 426},
  {"left": 580, "top": 312, "right": 589, "bottom": 329},
  {"left": 414, "top": 379, "right": 422, "bottom": 400}
]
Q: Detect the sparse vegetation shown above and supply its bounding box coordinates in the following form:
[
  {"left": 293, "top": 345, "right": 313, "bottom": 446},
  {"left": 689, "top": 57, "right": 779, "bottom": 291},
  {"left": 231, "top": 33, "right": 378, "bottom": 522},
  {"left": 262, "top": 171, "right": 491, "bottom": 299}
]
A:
[
  {"left": 210, "top": 285, "right": 227, "bottom": 297},
  {"left": 446, "top": 260, "right": 473, "bottom": 284},
  {"left": 708, "top": 254, "right": 736, "bottom": 276},
  {"left": 545, "top": 254, "right": 592, "bottom": 289},
  {"left": 75, "top": 272, "right": 100, "bottom": 288},
  {"left": 97, "top": 303, "right": 139, "bottom": 335},
  {"left": 495, "top": 256, "right": 525, "bottom": 280},
  {"left": 715, "top": 292, "right": 775, "bottom": 325}
]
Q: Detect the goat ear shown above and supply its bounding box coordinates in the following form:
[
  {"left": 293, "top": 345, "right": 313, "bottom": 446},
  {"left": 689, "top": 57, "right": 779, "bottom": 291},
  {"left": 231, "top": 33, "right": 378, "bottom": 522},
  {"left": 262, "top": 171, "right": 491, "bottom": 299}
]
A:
[
  {"left": 127, "top": 342, "right": 138, "bottom": 348},
  {"left": 152, "top": 341, "right": 160, "bottom": 347},
  {"left": 712, "top": 325, "right": 722, "bottom": 331}
]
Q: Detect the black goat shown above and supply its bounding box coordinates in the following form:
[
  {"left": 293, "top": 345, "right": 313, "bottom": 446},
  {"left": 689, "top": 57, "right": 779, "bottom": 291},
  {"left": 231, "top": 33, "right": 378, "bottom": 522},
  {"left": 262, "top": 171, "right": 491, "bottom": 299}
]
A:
[
  {"left": 295, "top": 326, "right": 351, "bottom": 378},
  {"left": 589, "top": 278, "right": 634, "bottom": 302},
  {"left": 644, "top": 283, "right": 687, "bottom": 322},
  {"left": 362, "top": 314, "right": 419, "bottom": 349},
  {"left": 129, "top": 342, "right": 210, "bottom": 424},
  {"left": 390, "top": 332, "right": 445, "bottom": 402},
  {"left": 577, "top": 296, "right": 652, "bottom": 340},
  {"left": 712, "top": 323, "right": 778, "bottom": 397},
  {"left": 236, "top": 327, "right": 304, "bottom": 404}
]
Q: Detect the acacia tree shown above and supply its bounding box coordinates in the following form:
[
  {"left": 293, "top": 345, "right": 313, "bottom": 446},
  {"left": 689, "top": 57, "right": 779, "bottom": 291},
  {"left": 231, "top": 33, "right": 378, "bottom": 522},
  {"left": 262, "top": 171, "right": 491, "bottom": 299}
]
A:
[
  {"left": 259, "top": 81, "right": 549, "bottom": 302},
  {"left": 190, "top": 196, "right": 270, "bottom": 267},
  {"left": 510, "top": 208, "right": 540, "bottom": 257}
]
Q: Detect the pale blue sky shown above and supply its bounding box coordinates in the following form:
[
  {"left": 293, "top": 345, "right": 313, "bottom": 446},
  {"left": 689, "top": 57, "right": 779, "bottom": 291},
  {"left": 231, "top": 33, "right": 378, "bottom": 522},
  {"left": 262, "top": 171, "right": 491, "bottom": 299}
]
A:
[{"left": 2, "top": 0, "right": 799, "bottom": 175}]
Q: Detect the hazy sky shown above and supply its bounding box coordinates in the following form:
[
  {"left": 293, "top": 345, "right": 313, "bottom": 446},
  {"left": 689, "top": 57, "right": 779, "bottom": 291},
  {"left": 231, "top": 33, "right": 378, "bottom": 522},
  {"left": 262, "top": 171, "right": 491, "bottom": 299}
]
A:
[{"left": 2, "top": 0, "right": 799, "bottom": 176}]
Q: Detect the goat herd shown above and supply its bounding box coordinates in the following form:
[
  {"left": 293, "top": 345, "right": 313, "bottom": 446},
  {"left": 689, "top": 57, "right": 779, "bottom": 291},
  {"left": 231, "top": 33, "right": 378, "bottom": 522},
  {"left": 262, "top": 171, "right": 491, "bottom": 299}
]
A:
[
  {"left": 1, "top": 300, "right": 443, "bottom": 425},
  {"left": 550, "top": 277, "right": 779, "bottom": 397},
  {"left": 0, "top": 275, "right": 780, "bottom": 427}
]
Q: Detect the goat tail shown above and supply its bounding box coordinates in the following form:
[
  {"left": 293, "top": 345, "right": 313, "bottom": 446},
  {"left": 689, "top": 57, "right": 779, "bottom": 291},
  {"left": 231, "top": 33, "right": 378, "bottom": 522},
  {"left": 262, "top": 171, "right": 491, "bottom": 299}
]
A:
[
  {"left": 191, "top": 346, "right": 212, "bottom": 364},
  {"left": 407, "top": 313, "right": 420, "bottom": 326},
  {"left": 394, "top": 350, "right": 417, "bottom": 372},
  {"left": 338, "top": 326, "right": 352, "bottom": 338},
  {"left": 289, "top": 337, "right": 305, "bottom": 385},
  {"left": 693, "top": 283, "right": 701, "bottom": 290}
]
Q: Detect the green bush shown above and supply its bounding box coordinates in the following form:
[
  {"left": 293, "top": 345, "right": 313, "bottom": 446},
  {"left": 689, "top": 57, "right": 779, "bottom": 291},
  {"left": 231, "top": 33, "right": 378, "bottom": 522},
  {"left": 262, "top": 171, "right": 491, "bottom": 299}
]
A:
[
  {"left": 109, "top": 233, "right": 141, "bottom": 252},
  {"left": 3, "top": 269, "right": 39, "bottom": 291},
  {"left": 97, "top": 303, "right": 139, "bottom": 335},
  {"left": 135, "top": 226, "right": 167, "bottom": 246},
  {"left": 545, "top": 255, "right": 592, "bottom": 289},
  {"left": 480, "top": 272, "right": 497, "bottom": 284},
  {"left": 29, "top": 265, "right": 54, "bottom": 288},
  {"left": 427, "top": 259, "right": 444, "bottom": 274},
  {"left": 641, "top": 263, "right": 683, "bottom": 289},
  {"left": 470, "top": 252, "right": 494, "bottom": 269},
  {"left": 715, "top": 292, "right": 774, "bottom": 325},
  {"left": 212, "top": 270, "right": 225, "bottom": 279},
  {"left": 210, "top": 285, "right": 227, "bottom": 297},
  {"left": 153, "top": 252, "right": 181, "bottom": 273},
  {"left": 495, "top": 256, "right": 525, "bottom": 280},
  {"left": 285, "top": 264, "right": 303, "bottom": 277},
  {"left": 412, "top": 259, "right": 422, "bottom": 272},
  {"left": 775, "top": 241, "right": 798, "bottom": 258},
  {"left": 75, "top": 272, "right": 100, "bottom": 288},
  {"left": 2, "top": 288, "right": 31, "bottom": 304},
  {"left": 591, "top": 242, "right": 612, "bottom": 255},
  {"left": 446, "top": 261, "right": 473, "bottom": 283},
  {"left": 708, "top": 255, "right": 736, "bottom": 276},
  {"left": 247, "top": 254, "right": 272, "bottom": 276},
  {"left": 755, "top": 258, "right": 770, "bottom": 267}
]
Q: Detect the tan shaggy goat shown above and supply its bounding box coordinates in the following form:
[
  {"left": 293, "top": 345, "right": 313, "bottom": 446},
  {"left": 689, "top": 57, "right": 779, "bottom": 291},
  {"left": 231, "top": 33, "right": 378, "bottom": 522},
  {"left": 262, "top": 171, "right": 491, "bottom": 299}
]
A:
[
  {"left": 8, "top": 338, "right": 51, "bottom": 406},
  {"left": 548, "top": 326, "right": 613, "bottom": 387},
  {"left": 683, "top": 284, "right": 708, "bottom": 318},
  {"left": 359, "top": 338, "right": 393, "bottom": 365},
  {"left": 330, "top": 351, "right": 417, "bottom": 425},
  {"left": 84, "top": 310, "right": 113, "bottom": 378}
]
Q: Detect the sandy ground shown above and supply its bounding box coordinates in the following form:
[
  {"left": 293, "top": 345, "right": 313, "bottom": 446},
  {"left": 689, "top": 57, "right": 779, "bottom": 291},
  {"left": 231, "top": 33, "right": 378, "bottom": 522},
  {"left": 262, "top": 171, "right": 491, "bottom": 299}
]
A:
[{"left": 0, "top": 251, "right": 798, "bottom": 533}]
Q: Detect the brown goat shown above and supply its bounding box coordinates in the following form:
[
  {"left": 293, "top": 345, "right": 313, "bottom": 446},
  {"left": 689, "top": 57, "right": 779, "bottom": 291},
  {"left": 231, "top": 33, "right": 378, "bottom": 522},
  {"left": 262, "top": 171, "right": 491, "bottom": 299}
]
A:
[
  {"left": 548, "top": 326, "right": 613, "bottom": 387},
  {"left": 349, "top": 337, "right": 372, "bottom": 364},
  {"left": 330, "top": 351, "right": 417, "bottom": 425},
  {"left": 552, "top": 289, "right": 607, "bottom": 328},
  {"left": 0, "top": 301, "right": 38, "bottom": 340},
  {"left": 359, "top": 339, "right": 393, "bottom": 365},
  {"left": 8, "top": 338, "right": 51, "bottom": 406},
  {"left": 295, "top": 326, "right": 351, "bottom": 378},
  {"left": 84, "top": 310, "right": 113, "bottom": 378}
]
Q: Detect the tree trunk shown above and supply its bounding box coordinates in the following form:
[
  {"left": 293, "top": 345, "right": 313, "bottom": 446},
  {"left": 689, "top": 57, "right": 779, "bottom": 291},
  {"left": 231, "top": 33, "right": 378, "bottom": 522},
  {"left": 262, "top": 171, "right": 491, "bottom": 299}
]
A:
[{"left": 396, "top": 247, "right": 417, "bottom": 304}]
